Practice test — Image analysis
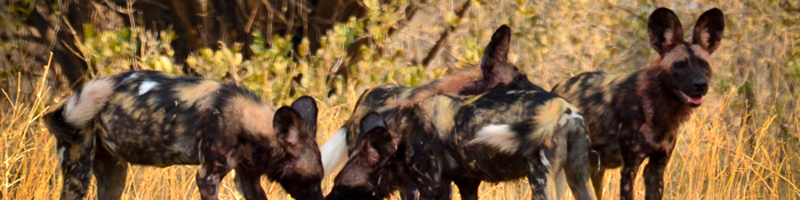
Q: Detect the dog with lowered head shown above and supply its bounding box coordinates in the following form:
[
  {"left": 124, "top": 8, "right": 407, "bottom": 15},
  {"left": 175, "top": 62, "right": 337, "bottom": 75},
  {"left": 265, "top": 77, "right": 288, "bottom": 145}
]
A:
[
  {"left": 44, "top": 70, "right": 324, "bottom": 200},
  {"left": 319, "top": 25, "right": 542, "bottom": 177},
  {"left": 326, "top": 88, "right": 596, "bottom": 200}
]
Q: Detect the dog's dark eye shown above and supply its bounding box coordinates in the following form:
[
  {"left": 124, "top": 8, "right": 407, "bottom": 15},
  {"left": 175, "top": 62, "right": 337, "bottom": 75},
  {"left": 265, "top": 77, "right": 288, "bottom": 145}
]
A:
[
  {"left": 698, "top": 60, "right": 711, "bottom": 74},
  {"left": 673, "top": 62, "right": 687, "bottom": 69}
]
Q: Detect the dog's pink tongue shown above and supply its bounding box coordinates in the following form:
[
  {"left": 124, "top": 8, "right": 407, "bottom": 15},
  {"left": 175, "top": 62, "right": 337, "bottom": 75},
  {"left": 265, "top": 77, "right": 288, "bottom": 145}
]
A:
[{"left": 689, "top": 96, "right": 703, "bottom": 105}]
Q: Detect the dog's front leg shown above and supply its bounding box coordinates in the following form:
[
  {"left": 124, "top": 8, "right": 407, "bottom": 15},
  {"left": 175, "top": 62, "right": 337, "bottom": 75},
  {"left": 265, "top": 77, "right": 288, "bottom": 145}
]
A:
[
  {"left": 400, "top": 179, "right": 452, "bottom": 200},
  {"left": 405, "top": 144, "right": 451, "bottom": 199},
  {"left": 56, "top": 130, "right": 95, "bottom": 200},
  {"left": 400, "top": 184, "right": 421, "bottom": 200},
  {"left": 234, "top": 166, "right": 267, "bottom": 200},
  {"left": 93, "top": 140, "right": 128, "bottom": 200},
  {"left": 619, "top": 150, "right": 645, "bottom": 200},
  {"left": 452, "top": 178, "right": 480, "bottom": 200},
  {"left": 643, "top": 151, "right": 671, "bottom": 200}
]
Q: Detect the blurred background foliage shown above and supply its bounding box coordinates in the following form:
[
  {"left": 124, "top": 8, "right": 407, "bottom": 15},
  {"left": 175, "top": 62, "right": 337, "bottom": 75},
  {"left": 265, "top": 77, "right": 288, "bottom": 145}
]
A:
[{"left": 1, "top": 0, "right": 799, "bottom": 199}]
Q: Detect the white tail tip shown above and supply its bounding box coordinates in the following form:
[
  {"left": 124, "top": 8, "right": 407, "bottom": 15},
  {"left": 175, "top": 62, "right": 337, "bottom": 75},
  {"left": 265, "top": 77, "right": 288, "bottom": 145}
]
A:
[
  {"left": 63, "top": 78, "right": 115, "bottom": 127},
  {"left": 321, "top": 127, "right": 348, "bottom": 177}
]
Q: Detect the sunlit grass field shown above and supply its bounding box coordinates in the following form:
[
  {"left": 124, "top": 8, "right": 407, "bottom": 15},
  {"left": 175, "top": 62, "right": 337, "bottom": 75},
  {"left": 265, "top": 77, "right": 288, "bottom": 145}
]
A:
[{"left": 2, "top": 0, "right": 799, "bottom": 199}]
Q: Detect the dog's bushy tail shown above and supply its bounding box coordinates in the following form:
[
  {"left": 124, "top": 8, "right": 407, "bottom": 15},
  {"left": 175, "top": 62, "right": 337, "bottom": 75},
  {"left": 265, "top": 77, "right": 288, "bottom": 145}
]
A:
[
  {"left": 320, "top": 127, "right": 348, "bottom": 177},
  {"left": 44, "top": 78, "right": 115, "bottom": 142},
  {"left": 529, "top": 98, "right": 583, "bottom": 148}
]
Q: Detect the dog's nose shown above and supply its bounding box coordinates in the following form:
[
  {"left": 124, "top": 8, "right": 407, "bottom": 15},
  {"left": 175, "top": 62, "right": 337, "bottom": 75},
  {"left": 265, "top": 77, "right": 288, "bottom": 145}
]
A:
[{"left": 693, "top": 79, "right": 708, "bottom": 93}]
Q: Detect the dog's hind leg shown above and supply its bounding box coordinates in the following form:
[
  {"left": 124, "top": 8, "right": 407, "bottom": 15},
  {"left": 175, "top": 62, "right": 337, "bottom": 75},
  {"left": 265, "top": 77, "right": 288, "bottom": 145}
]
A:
[
  {"left": 93, "top": 140, "right": 128, "bottom": 200},
  {"left": 526, "top": 151, "right": 551, "bottom": 200},
  {"left": 234, "top": 167, "right": 267, "bottom": 200},
  {"left": 453, "top": 178, "right": 481, "bottom": 200},
  {"left": 554, "top": 170, "right": 566, "bottom": 200},
  {"left": 589, "top": 166, "right": 605, "bottom": 200},
  {"left": 431, "top": 179, "right": 453, "bottom": 200},
  {"left": 564, "top": 127, "right": 597, "bottom": 200}
]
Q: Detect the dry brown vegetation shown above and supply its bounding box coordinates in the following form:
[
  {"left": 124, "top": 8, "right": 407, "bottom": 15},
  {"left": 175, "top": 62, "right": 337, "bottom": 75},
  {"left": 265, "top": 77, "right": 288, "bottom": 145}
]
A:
[{"left": 1, "top": 0, "right": 799, "bottom": 199}]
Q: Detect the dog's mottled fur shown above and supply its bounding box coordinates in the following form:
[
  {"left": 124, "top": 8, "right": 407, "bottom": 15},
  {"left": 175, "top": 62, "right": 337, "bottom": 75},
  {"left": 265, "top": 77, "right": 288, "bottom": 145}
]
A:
[
  {"left": 326, "top": 88, "right": 595, "bottom": 200},
  {"left": 551, "top": 8, "right": 725, "bottom": 200},
  {"left": 44, "top": 70, "right": 324, "bottom": 200},
  {"left": 321, "top": 25, "right": 595, "bottom": 200},
  {"left": 320, "top": 25, "right": 541, "bottom": 176}
]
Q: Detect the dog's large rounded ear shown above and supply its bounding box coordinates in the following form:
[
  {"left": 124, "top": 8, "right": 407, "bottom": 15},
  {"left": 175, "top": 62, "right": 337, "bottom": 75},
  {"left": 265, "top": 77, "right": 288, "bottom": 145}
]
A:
[
  {"left": 648, "top": 8, "right": 684, "bottom": 56},
  {"left": 481, "top": 25, "right": 511, "bottom": 67},
  {"left": 358, "top": 112, "right": 393, "bottom": 165},
  {"left": 359, "top": 112, "right": 386, "bottom": 136},
  {"left": 273, "top": 106, "right": 307, "bottom": 146},
  {"left": 692, "top": 8, "right": 725, "bottom": 54},
  {"left": 291, "top": 96, "right": 318, "bottom": 137},
  {"left": 480, "top": 25, "right": 512, "bottom": 75}
]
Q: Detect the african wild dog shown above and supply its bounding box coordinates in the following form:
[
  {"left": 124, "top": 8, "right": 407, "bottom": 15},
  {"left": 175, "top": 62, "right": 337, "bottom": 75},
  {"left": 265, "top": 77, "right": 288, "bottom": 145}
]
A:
[
  {"left": 550, "top": 8, "right": 725, "bottom": 200},
  {"left": 326, "top": 88, "right": 596, "bottom": 200},
  {"left": 320, "top": 24, "right": 542, "bottom": 176},
  {"left": 43, "top": 70, "right": 324, "bottom": 200}
]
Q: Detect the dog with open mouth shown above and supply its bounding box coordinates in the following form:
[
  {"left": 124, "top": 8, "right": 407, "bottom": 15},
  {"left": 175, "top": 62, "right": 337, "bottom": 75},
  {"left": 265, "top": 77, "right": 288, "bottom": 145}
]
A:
[{"left": 551, "top": 7, "right": 724, "bottom": 200}]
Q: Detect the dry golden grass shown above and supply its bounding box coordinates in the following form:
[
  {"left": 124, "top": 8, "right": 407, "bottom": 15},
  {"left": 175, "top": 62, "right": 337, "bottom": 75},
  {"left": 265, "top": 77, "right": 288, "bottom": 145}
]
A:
[
  {"left": 2, "top": 0, "right": 799, "bottom": 199},
  {"left": 2, "top": 62, "right": 798, "bottom": 200}
]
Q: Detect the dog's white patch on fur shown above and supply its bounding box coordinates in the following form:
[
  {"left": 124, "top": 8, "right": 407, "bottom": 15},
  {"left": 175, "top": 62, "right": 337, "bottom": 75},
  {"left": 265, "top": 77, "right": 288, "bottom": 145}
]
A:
[
  {"left": 469, "top": 124, "right": 518, "bottom": 154},
  {"left": 64, "top": 78, "right": 115, "bottom": 127},
  {"left": 138, "top": 81, "right": 158, "bottom": 95},
  {"left": 558, "top": 109, "right": 584, "bottom": 126},
  {"left": 122, "top": 72, "right": 139, "bottom": 83},
  {"left": 321, "top": 127, "right": 348, "bottom": 176},
  {"left": 57, "top": 146, "right": 66, "bottom": 161},
  {"left": 540, "top": 149, "right": 551, "bottom": 169}
]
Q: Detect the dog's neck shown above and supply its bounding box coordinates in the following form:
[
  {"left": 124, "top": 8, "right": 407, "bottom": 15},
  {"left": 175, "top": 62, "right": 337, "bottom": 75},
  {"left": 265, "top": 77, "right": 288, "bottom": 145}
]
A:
[{"left": 636, "top": 66, "right": 695, "bottom": 135}]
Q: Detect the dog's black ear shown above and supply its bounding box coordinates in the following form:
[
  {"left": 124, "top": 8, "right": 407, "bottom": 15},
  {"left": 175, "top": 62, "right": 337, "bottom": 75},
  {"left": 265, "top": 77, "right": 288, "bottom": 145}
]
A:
[
  {"left": 359, "top": 112, "right": 393, "bottom": 165},
  {"left": 481, "top": 25, "right": 511, "bottom": 67},
  {"left": 359, "top": 112, "right": 387, "bottom": 136},
  {"left": 480, "top": 25, "right": 512, "bottom": 76},
  {"left": 692, "top": 8, "right": 725, "bottom": 54},
  {"left": 291, "top": 96, "right": 318, "bottom": 137},
  {"left": 648, "top": 8, "right": 684, "bottom": 56},
  {"left": 273, "top": 106, "right": 307, "bottom": 146}
]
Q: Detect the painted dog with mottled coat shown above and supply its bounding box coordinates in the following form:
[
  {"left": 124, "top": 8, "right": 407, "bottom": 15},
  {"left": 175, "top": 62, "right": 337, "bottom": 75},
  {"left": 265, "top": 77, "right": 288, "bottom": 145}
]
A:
[
  {"left": 326, "top": 87, "right": 596, "bottom": 200},
  {"left": 319, "top": 25, "right": 541, "bottom": 177},
  {"left": 321, "top": 25, "right": 595, "bottom": 200},
  {"left": 43, "top": 70, "right": 324, "bottom": 200},
  {"left": 551, "top": 7, "right": 725, "bottom": 200}
]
